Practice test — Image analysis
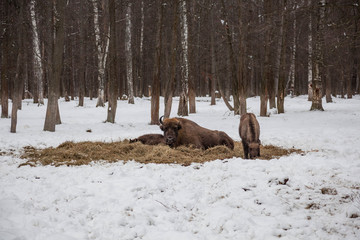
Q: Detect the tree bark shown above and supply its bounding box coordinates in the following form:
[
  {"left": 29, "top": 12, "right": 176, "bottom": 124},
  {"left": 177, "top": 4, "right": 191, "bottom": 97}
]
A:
[
  {"left": 106, "top": 0, "right": 118, "bottom": 123},
  {"left": 178, "top": 0, "right": 189, "bottom": 116},
  {"left": 310, "top": 0, "right": 325, "bottom": 111},
  {"left": 93, "top": 0, "right": 109, "bottom": 107},
  {"left": 30, "top": 0, "right": 44, "bottom": 105},
  {"left": 260, "top": 1, "right": 272, "bottom": 117},
  {"left": 44, "top": 0, "right": 65, "bottom": 131},
  {"left": 150, "top": 0, "right": 164, "bottom": 124},
  {"left": 307, "top": 0, "right": 313, "bottom": 101},
  {"left": 238, "top": 0, "right": 247, "bottom": 115},
  {"left": 164, "top": 0, "right": 179, "bottom": 119},
  {"left": 277, "top": 0, "right": 287, "bottom": 114},
  {"left": 126, "top": 2, "right": 134, "bottom": 104},
  {"left": 221, "top": 0, "right": 239, "bottom": 115}
]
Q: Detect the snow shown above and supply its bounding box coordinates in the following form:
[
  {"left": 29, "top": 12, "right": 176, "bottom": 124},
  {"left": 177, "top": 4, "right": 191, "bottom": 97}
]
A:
[{"left": 1, "top": 96, "right": 359, "bottom": 240}]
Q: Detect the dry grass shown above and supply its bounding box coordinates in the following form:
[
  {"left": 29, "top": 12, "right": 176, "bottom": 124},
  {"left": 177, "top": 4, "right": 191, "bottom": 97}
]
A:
[{"left": 19, "top": 141, "right": 303, "bottom": 167}]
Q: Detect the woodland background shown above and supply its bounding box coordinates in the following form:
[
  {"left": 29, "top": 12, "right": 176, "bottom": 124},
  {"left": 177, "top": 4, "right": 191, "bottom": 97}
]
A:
[{"left": 0, "top": 0, "right": 359, "bottom": 132}]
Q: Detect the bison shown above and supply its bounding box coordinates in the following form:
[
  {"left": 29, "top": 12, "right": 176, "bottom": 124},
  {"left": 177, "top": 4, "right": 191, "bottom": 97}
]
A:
[
  {"left": 129, "top": 134, "right": 165, "bottom": 145},
  {"left": 159, "top": 116, "right": 234, "bottom": 150},
  {"left": 239, "top": 113, "right": 261, "bottom": 159}
]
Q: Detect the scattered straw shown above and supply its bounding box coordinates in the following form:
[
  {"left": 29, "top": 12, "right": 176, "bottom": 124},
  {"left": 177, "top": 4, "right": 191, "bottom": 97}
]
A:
[{"left": 19, "top": 141, "right": 303, "bottom": 167}]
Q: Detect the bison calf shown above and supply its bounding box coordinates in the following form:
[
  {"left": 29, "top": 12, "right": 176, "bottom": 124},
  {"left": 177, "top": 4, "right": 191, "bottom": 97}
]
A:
[
  {"left": 129, "top": 134, "right": 165, "bottom": 145},
  {"left": 159, "top": 116, "right": 234, "bottom": 150},
  {"left": 239, "top": 113, "right": 261, "bottom": 159}
]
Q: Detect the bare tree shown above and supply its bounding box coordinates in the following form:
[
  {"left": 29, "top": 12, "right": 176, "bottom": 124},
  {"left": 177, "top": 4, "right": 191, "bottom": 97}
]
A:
[
  {"left": 310, "top": 0, "right": 325, "bottom": 111},
  {"left": 125, "top": 2, "right": 134, "bottom": 104},
  {"left": 30, "top": 0, "right": 44, "bottom": 105},
  {"left": 44, "top": 0, "right": 65, "bottom": 131},
  {"left": 150, "top": 0, "right": 164, "bottom": 125},
  {"left": 178, "top": 0, "right": 189, "bottom": 116},
  {"left": 106, "top": 0, "right": 118, "bottom": 123},
  {"left": 164, "top": 0, "right": 179, "bottom": 119},
  {"left": 92, "top": 0, "right": 109, "bottom": 107}
]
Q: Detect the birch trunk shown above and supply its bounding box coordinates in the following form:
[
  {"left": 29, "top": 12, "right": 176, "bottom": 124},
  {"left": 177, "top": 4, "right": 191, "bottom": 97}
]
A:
[
  {"left": 307, "top": 0, "right": 313, "bottom": 101},
  {"left": 287, "top": 10, "right": 296, "bottom": 97},
  {"left": 30, "top": 0, "right": 44, "bottom": 105},
  {"left": 92, "top": 0, "right": 109, "bottom": 107},
  {"left": 126, "top": 3, "right": 134, "bottom": 104},
  {"left": 177, "top": 0, "right": 189, "bottom": 116}
]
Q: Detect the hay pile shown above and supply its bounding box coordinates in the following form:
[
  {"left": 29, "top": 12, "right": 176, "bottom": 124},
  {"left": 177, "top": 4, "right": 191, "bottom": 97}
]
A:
[{"left": 19, "top": 140, "right": 303, "bottom": 167}]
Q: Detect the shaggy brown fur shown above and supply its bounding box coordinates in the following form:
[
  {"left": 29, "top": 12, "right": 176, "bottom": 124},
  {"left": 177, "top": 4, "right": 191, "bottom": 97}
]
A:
[
  {"left": 160, "top": 117, "right": 234, "bottom": 150},
  {"left": 130, "top": 134, "right": 165, "bottom": 145},
  {"left": 239, "top": 113, "right": 261, "bottom": 159}
]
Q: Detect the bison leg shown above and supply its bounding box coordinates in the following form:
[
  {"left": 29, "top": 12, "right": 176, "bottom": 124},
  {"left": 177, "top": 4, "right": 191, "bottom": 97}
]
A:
[{"left": 242, "top": 142, "right": 249, "bottom": 159}]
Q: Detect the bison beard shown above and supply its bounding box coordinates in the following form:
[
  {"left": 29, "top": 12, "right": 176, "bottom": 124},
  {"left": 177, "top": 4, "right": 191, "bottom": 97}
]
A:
[
  {"left": 239, "top": 113, "right": 261, "bottom": 159},
  {"left": 129, "top": 134, "right": 165, "bottom": 145},
  {"left": 159, "top": 117, "right": 234, "bottom": 150}
]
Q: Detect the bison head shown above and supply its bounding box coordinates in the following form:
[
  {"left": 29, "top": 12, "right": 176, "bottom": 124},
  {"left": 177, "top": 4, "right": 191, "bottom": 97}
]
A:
[
  {"left": 248, "top": 142, "right": 260, "bottom": 159},
  {"left": 159, "top": 116, "right": 182, "bottom": 147}
]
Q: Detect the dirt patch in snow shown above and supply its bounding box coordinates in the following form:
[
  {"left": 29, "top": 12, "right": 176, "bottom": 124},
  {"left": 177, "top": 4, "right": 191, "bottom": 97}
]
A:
[{"left": 19, "top": 141, "right": 303, "bottom": 167}]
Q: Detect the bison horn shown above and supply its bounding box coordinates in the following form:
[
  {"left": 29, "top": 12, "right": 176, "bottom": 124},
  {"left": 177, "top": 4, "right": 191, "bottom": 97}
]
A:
[{"left": 159, "top": 116, "right": 164, "bottom": 125}]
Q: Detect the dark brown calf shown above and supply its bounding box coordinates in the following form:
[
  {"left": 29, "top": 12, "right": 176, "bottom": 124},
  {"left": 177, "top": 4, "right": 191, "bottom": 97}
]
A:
[
  {"left": 159, "top": 116, "right": 234, "bottom": 150},
  {"left": 239, "top": 113, "right": 261, "bottom": 159},
  {"left": 129, "top": 134, "right": 165, "bottom": 145}
]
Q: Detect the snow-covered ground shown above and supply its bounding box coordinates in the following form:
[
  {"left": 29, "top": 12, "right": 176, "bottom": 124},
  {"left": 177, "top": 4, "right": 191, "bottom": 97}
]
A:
[{"left": 0, "top": 96, "right": 359, "bottom": 240}]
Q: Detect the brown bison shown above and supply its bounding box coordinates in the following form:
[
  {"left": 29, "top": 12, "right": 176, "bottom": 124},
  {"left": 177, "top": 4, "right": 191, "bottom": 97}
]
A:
[
  {"left": 239, "top": 113, "right": 261, "bottom": 159},
  {"left": 159, "top": 116, "right": 234, "bottom": 150},
  {"left": 129, "top": 134, "right": 165, "bottom": 145}
]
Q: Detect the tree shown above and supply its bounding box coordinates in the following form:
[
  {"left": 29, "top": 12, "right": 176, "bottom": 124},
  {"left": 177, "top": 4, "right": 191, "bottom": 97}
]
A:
[
  {"left": 178, "top": 0, "right": 190, "bottom": 116},
  {"left": 92, "top": 0, "right": 109, "bottom": 107},
  {"left": 11, "top": 0, "right": 25, "bottom": 133},
  {"left": 150, "top": 0, "right": 164, "bottom": 125},
  {"left": 164, "top": 0, "right": 179, "bottom": 119},
  {"left": 44, "top": 0, "right": 65, "bottom": 131},
  {"left": 106, "top": 0, "right": 118, "bottom": 123},
  {"left": 277, "top": 0, "right": 287, "bottom": 114},
  {"left": 310, "top": 0, "right": 325, "bottom": 111},
  {"left": 125, "top": 2, "right": 134, "bottom": 104},
  {"left": 30, "top": 0, "right": 44, "bottom": 105}
]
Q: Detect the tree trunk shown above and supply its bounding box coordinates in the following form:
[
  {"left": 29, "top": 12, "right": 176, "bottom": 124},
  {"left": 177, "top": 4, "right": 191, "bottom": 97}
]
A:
[
  {"left": 325, "top": 67, "right": 332, "bottom": 103},
  {"left": 310, "top": 0, "right": 325, "bottom": 111},
  {"left": 11, "top": 1, "right": 25, "bottom": 132},
  {"left": 164, "top": 0, "right": 178, "bottom": 119},
  {"left": 178, "top": 0, "right": 189, "bottom": 116},
  {"left": 126, "top": 2, "right": 134, "bottom": 104},
  {"left": 150, "top": 0, "right": 164, "bottom": 125},
  {"left": 78, "top": 1, "right": 86, "bottom": 107},
  {"left": 138, "top": 1, "right": 144, "bottom": 97},
  {"left": 106, "top": 0, "right": 118, "bottom": 123},
  {"left": 44, "top": 0, "right": 65, "bottom": 131},
  {"left": 238, "top": 0, "right": 247, "bottom": 115},
  {"left": 30, "top": 0, "right": 44, "bottom": 105},
  {"left": 221, "top": 0, "right": 239, "bottom": 115},
  {"left": 1, "top": 1, "right": 9, "bottom": 119},
  {"left": 307, "top": 0, "right": 313, "bottom": 101},
  {"left": 287, "top": 8, "right": 296, "bottom": 98},
  {"left": 11, "top": 52, "right": 21, "bottom": 133},
  {"left": 260, "top": 1, "right": 272, "bottom": 117},
  {"left": 277, "top": 0, "right": 286, "bottom": 114},
  {"left": 93, "top": 0, "right": 109, "bottom": 107}
]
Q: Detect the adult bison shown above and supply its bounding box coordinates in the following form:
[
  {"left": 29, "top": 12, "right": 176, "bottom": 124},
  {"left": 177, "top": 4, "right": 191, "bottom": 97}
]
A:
[
  {"left": 129, "top": 134, "right": 165, "bottom": 145},
  {"left": 239, "top": 113, "right": 261, "bottom": 159},
  {"left": 159, "top": 116, "right": 234, "bottom": 150}
]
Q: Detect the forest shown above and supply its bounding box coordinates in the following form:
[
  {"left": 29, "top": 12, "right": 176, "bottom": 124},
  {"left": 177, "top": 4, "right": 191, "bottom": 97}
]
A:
[{"left": 0, "top": 0, "right": 359, "bottom": 132}]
